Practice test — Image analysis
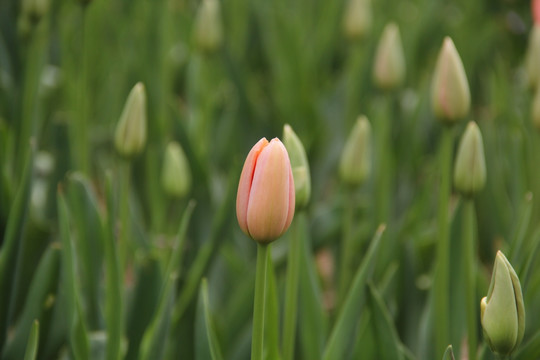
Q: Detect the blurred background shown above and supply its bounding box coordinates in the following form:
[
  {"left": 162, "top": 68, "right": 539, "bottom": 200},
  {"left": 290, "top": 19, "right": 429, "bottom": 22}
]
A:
[{"left": 0, "top": 0, "right": 539, "bottom": 359}]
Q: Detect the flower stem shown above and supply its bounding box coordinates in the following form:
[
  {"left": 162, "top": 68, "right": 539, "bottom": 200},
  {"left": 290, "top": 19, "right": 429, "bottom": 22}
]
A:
[
  {"left": 338, "top": 194, "right": 355, "bottom": 306},
  {"left": 434, "top": 126, "right": 453, "bottom": 356},
  {"left": 463, "top": 199, "right": 477, "bottom": 360},
  {"left": 252, "top": 243, "right": 269, "bottom": 360},
  {"left": 282, "top": 213, "right": 304, "bottom": 360},
  {"left": 119, "top": 161, "right": 131, "bottom": 273}
]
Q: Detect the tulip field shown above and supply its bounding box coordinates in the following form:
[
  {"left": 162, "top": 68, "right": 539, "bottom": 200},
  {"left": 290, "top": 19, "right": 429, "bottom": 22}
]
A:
[{"left": 2, "top": 0, "right": 540, "bottom": 359}]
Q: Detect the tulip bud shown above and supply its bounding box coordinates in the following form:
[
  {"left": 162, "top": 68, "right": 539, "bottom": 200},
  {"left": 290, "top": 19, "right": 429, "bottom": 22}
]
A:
[
  {"left": 236, "top": 138, "right": 295, "bottom": 243},
  {"left": 339, "top": 116, "right": 372, "bottom": 186},
  {"left": 22, "top": 0, "right": 50, "bottom": 24},
  {"left": 525, "top": 25, "right": 540, "bottom": 89},
  {"left": 481, "top": 251, "right": 525, "bottom": 356},
  {"left": 283, "top": 124, "right": 311, "bottom": 209},
  {"left": 373, "top": 23, "right": 406, "bottom": 91},
  {"left": 114, "top": 82, "right": 147, "bottom": 158},
  {"left": 431, "top": 37, "right": 471, "bottom": 123},
  {"left": 194, "top": 0, "right": 223, "bottom": 53},
  {"left": 162, "top": 141, "right": 192, "bottom": 198},
  {"left": 343, "top": 0, "right": 372, "bottom": 40},
  {"left": 453, "top": 121, "right": 486, "bottom": 197},
  {"left": 533, "top": 87, "right": 540, "bottom": 130}
]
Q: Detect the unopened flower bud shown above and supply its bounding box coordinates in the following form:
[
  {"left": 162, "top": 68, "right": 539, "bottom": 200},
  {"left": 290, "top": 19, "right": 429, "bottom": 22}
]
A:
[
  {"left": 22, "top": 0, "right": 50, "bottom": 23},
  {"left": 194, "top": 0, "right": 223, "bottom": 53},
  {"left": 534, "top": 0, "right": 540, "bottom": 25},
  {"left": 343, "top": 0, "right": 372, "bottom": 40},
  {"left": 373, "top": 23, "right": 406, "bottom": 90},
  {"left": 453, "top": 121, "right": 486, "bottom": 197},
  {"left": 481, "top": 251, "right": 525, "bottom": 356},
  {"left": 339, "top": 116, "right": 372, "bottom": 186},
  {"left": 525, "top": 25, "right": 540, "bottom": 89},
  {"left": 114, "top": 82, "right": 147, "bottom": 158},
  {"left": 431, "top": 37, "right": 470, "bottom": 123},
  {"left": 283, "top": 124, "right": 311, "bottom": 209},
  {"left": 162, "top": 141, "right": 192, "bottom": 198},
  {"left": 236, "top": 138, "right": 295, "bottom": 243}
]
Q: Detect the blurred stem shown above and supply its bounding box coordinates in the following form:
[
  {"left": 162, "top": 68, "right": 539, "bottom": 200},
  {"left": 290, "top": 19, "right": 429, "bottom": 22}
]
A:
[
  {"left": 434, "top": 126, "right": 453, "bottom": 356},
  {"left": 119, "top": 161, "right": 131, "bottom": 274},
  {"left": 282, "top": 212, "right": 304, "bottom": 360},
  {"left": 375, "top": 95, "right": 395, "bottom": 224},
  {"left": 463, "top": 199, "right": 477, "bottom": 360},
  {"left": 345, "top": 42, "right": 366, "bottom": 128},
  {"left": 72, "top": 7, "right": 90, "bottom": 174},
  {"left": 338, "top": 192, "right": 355, "bottom": 306},
  {"left": 252, "top": 243, "right": 269, "bottom": 360}
]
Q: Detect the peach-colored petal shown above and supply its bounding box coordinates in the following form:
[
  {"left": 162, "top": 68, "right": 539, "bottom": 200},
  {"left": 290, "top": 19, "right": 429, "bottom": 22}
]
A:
[
  {"left": 534, "top": 0, "right": 540, "bottom": 24},
  {"left": 236, "top": 138, "right": 268, "bottom": 236},
  {"left": 246, "top": 139, "right": 290, "bottom": 243}
]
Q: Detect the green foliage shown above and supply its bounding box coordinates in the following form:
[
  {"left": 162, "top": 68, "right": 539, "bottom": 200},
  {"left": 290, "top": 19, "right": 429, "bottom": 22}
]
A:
[{"left": 0, "top": 0, "right": 540, "bottom": 359}]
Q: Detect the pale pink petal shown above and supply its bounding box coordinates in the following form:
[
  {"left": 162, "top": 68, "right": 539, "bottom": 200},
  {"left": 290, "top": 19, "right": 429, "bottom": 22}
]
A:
[
  {"left": 534, "top": 0, "right": 540, "bottom": 24},
  {"left": 246, "top": 139, "right": 290, "bottom": 242},
  {"left": 236, "top": 138, "right": 268, "bottom": 236}
]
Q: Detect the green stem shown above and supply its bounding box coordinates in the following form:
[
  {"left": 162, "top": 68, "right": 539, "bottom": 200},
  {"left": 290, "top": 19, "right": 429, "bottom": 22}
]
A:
[
  {"left": 375, "top": 95, "right": 393, "bottom": 224},
  {"left": 119, "top": 161, "right": 131, "bottom": 274},
  {"left": 74, "top": 7, "right": 90, "bottom": 174},
  {"left": 338, "top": 194, "right": 355, "bottom": 306},
  {"left": 252, "top": 243, "right": 269, "bottom": 360},
  {"left": 434, "top": 126, "right": 453, "bottom": 356},
  {"left": 463, "top": 200, "right": 477, "bottom": 360},
  {"left": 282, "top": 213, "right": 304, "bottom": 360}
]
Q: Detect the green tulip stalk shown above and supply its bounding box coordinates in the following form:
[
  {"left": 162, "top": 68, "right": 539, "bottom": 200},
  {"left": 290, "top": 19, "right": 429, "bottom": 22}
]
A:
[
  {"left": 431, "top": 36, "right": 470, "bottom": 356},
  {"left": 454, "top": 121, "right": 486, "bottom": 360}
]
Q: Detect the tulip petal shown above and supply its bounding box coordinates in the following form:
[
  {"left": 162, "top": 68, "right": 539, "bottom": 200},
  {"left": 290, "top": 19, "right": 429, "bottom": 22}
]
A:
[
  {"left": 246, "top": 139, "right": 291, "bottom": 242},
  {"left": 283, "top": 165, "right": 295, "bottom": 232},
  {"left": 236, "top": 138, "right": 268, "bottom": 237}
]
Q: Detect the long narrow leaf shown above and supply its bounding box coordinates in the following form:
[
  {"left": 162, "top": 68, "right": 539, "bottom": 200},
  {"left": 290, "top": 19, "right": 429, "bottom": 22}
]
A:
[
  {"left": 23, "top": 320, "right": 39, "bottom": 360},
  {"left": 195, "top": 279, "right": 224, "bottom": 360}
]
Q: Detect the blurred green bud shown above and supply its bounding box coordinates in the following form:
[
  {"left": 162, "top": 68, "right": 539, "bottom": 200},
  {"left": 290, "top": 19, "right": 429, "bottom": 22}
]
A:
[
  {"left": 525, "top": 25, "right": 540, "bottom": 89},
  {"left": 453, "top": 121, "right": 486, "bottom": 197},
  {"left": 373, "top": 23, "right": 406, "bottom": 91},
  {"left": 162, "top": 141, "right": 192, "bottom": 198},
  {"left": 343, "top": 0, "right": 372, "bottom": 40},
  {"left": 114, "top": 82, "right": 147, "bottom": 158},
  {"left": 283, "top": 124, "right": 311, "bottom": 209},
  {"left": 339, "top": 116, "right": 372, "bottom": 186},
  {"left": 533, "top": 87, "right": 540, "bottom": 131},
  {"left": 480, "top": 251, "right": 525, "bottom": 356},
  {"left": 22, "top": 0, "right": 50, "bottom": 23},
  {"left": 194, "top": 0, "right": 223, "bottom": 53},
  {"left": 431, "top": 37, "right": 470, "bottom": 123}
]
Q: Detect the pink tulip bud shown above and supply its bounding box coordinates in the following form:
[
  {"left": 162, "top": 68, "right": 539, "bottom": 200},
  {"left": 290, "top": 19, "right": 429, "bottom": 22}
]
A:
[
  {"left": 236, "top": 138, "right": 295, "bottom": 243},
  {"left": 534, "top": 0, "right": 540, "bottom": 24}
]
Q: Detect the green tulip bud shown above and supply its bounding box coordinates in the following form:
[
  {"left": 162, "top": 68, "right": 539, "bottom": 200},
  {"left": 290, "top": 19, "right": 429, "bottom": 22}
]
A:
[
  {"left": 22, "top": 0, "right": 50, "bottom": 23},
  {"left": 532, "top": 86, "right": 540, "bottom": 131},
  {"left": 373, "top": 23, "right": 406, "bottom": 91},
  {"left": 162, "top": 141, "right": 192, "bottom": 198},
  {"left": 194, "top": 0, "right": 223, "bottom": 53},
  {"left": 431, "top": 37, "right": 470, "bottom": 123},
  {"left": 480, "top": 251, "right": 525, "bottom": 356},
  {"left": 339, "top": 116, "right": 372, "bottom": 186},
  {"left": 525, "top": 25, "right": 540, "bottom": 89},
  {"left": 114, "top": 82, "right": 147, "bottom": 158},
  {"left": 453, "top": 121, "right": 486, "bottom": 197},
  {"left": 283, "top": 124, "right": 311, "bottom": 209},
  {"left": 343, "top": 0, "right": 372, "bottom": 40}
]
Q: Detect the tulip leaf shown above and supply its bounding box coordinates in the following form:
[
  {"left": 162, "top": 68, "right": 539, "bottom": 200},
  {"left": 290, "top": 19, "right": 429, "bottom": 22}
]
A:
[
  {"left": 367, "top": 283, "right": 404, "bottom": 360},
  {"left": 508, "top": 192, "right": 532, "bottom": 263},
  {"left": 195, "top": 279, "right": 224, "bottom": 360},
  {"left": 514, "top": 330, "right": 540, "bottom": 360},
  {"left": 298, "top": 213, "right": 327, "bottom": 360},
  {"left": 441, "top": 345, "right": 455, "bottom": 360},
  {"left": 23, "top": 320, "right": 39, "bottom": 360},
  {"left": 1, "top": 245, "right": 59, "bottom": 360},
  {"left": 322, "top": 225, "right": 386, "bottom": 360},
  {"left": 57, "top": 190, "right": 90, "bottom": 360}
]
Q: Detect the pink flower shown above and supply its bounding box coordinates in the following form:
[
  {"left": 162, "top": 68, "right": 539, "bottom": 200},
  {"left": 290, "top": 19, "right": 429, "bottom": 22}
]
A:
[{"left": 236, "top": 138, "right": 295, "bottom": 243}]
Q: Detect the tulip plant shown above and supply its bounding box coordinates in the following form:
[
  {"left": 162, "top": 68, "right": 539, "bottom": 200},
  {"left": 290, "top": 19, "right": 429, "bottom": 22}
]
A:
[{"left": 2, "top": 0, "right": 540, "bottom": 360}]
